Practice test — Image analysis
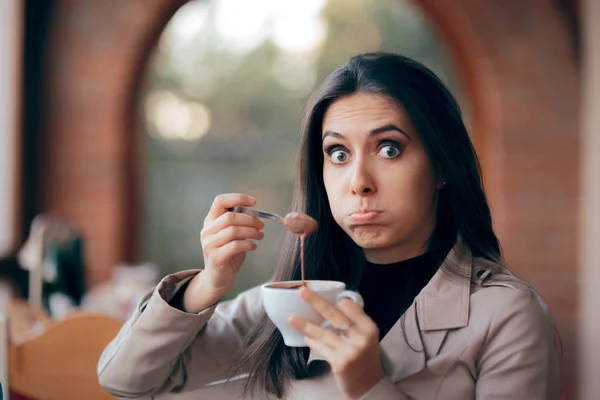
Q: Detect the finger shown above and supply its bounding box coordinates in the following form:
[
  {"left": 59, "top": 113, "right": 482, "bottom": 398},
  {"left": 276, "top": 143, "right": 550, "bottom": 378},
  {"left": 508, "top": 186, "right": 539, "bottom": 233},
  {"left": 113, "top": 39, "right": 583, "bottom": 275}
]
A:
[
  {"left": 288, "top": 315, "right": 343, "bottom": 349},
  {"left": 299, "top": 287, "right": 352, "bottom": 329},
  {"left": 206, "top": 193, "right": 256, "bottom": 222},
  {"left": 304, "top": 336, "right": 347, "bottom": 365},
  {"left": 206, "top": 226, "right": 264, "bottom": 249},
  {"left": 210, "top": 240, "right": 257, "bottom": 264},
  {"left": 203, "top": 211, "right": 264, "bottom": 238},
  {"left": 338, "top": 299, "right": 379, "bottom": 336}
]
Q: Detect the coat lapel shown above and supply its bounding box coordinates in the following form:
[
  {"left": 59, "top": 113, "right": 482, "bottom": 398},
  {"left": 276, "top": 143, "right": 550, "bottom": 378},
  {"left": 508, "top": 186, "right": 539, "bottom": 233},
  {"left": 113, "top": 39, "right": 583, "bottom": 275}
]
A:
[{"left": 417, "top": 239, "right": 472, "bottom": 331}]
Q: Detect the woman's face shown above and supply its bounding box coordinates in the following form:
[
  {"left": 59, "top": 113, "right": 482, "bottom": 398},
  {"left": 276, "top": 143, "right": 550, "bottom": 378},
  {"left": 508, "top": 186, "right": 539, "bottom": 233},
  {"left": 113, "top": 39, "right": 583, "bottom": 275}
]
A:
[{"left": 321, "top": 92, "right": 441, "bottom": 263}]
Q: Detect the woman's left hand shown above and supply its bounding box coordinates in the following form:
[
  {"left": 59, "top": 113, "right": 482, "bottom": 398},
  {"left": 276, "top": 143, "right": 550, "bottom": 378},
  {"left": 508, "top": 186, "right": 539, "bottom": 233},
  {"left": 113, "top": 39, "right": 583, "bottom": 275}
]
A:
[{"left": 289, "top": 287, "right": 385, "bottom": 399}]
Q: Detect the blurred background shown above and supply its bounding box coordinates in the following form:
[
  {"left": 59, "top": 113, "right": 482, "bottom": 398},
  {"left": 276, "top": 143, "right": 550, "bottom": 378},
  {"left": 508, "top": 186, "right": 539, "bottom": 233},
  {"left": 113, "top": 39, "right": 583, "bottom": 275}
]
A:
[
  {"left": 0, "top": 0, "right": 598, "bottom": 399},
  {"left": 141, "top": 0, "right": 462, "bottom": 296}
]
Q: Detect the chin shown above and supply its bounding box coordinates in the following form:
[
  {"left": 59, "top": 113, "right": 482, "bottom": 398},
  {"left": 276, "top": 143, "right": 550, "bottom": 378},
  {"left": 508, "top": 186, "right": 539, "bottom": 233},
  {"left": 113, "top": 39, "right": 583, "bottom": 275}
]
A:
[{"left": 346, "top": 227, "right": 392, "bottom": 249}]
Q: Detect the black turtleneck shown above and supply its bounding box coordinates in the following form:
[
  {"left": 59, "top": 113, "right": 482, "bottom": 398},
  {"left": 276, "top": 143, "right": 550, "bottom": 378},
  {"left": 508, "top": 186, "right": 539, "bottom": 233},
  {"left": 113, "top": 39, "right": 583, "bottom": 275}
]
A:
[{"left": 358, "top": 250, "right": 447, "bottom": 340}]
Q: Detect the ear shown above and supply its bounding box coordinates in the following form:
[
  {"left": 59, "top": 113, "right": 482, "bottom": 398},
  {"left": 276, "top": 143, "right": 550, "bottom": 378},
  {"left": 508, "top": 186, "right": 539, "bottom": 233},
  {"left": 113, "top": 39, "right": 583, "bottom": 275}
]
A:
[{"left": 435, "top": 169, "right": 447, "bottom": 190}]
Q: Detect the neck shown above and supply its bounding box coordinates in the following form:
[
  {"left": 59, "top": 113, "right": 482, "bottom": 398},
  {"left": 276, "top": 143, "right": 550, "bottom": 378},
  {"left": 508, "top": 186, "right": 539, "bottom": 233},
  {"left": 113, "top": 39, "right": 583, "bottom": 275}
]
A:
[{"left": 364, "top": 240, "right": 428, "bottom": 264}]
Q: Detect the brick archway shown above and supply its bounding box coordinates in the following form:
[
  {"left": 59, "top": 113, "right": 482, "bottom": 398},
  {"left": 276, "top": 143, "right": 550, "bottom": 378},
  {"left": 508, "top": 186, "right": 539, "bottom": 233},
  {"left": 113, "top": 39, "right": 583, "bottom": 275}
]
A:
[
  {"left": 38, "top": 0, "right": 579, "bottom": 396},
  {"left": 38, "top": 0, "right": 187, "bottom": 286}
]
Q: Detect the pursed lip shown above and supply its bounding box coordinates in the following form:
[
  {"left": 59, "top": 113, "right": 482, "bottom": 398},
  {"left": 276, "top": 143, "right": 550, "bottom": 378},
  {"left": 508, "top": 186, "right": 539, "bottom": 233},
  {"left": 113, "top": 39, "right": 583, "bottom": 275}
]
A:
[{"left": 348, "top": 210, "right": 383, "bottom": 224}]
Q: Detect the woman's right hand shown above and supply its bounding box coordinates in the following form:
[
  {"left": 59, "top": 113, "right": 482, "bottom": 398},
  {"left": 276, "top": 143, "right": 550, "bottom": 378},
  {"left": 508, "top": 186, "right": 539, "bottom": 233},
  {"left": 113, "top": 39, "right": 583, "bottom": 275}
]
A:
[{"left": 182, "top": 193, "right": 265, "bottom": 313}]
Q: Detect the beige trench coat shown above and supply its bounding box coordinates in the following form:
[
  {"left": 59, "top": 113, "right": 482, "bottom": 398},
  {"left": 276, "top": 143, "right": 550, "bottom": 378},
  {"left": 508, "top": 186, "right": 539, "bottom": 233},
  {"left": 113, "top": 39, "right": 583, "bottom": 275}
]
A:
[{"left": 98, "top": 240, "right": 558, "bottom": 399}]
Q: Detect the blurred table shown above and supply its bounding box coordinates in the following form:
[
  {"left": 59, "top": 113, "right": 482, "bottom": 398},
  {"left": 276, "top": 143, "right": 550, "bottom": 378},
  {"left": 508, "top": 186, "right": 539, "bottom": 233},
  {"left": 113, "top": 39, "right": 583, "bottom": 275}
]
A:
[{"left": 6, "top": 299, "right": 53, "bottom": 345}]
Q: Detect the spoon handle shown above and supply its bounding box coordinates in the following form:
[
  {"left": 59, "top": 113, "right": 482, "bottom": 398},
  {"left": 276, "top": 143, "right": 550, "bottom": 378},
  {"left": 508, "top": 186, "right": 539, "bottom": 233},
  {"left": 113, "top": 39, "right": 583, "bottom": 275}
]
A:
[{"left": 228, "top": 206, "right": 283, "bottom": 222}]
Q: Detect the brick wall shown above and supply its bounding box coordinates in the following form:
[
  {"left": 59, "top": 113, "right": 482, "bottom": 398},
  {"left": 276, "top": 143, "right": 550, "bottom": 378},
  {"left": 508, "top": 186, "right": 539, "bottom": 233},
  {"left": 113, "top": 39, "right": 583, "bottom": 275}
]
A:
[
  {"left": 417, "top": 1, "right": 579, "bottom": 397},
  {"left": 37, "top": 0, "right": 579, "bottom": 397}
]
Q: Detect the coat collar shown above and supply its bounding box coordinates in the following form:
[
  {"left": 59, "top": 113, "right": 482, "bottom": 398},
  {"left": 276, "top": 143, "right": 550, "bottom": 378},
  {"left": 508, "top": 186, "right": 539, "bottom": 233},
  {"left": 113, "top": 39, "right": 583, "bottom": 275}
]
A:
[{"left": 308, "top": 237, "right": 474, "bottom": 382}]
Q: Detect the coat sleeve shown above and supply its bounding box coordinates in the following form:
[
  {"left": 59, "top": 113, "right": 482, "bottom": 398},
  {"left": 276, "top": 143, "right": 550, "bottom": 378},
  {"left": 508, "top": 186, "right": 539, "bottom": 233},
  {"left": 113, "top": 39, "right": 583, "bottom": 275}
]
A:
[
  {"left": 475, "top": 287, "right": 559, "bottom": 400},
  {"left": 359, "top": 377, "right": 410, "bottom": 400},
  {"left": 97, "top": 270, "right": 263, "bottom": 399}
]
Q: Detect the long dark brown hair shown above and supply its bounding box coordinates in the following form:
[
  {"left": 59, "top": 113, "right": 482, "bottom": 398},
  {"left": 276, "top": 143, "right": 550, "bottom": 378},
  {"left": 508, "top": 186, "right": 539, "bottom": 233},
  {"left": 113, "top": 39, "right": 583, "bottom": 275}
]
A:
[{"left": 236, "top": 52, "right": 501, "bottom": 398}]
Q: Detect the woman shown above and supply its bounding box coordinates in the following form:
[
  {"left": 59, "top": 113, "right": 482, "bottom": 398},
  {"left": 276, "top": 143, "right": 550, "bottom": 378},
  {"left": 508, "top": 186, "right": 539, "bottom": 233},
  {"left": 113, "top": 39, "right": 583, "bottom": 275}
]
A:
[{"left": 98, "top": 52, "right": 558, "bottom": 399}]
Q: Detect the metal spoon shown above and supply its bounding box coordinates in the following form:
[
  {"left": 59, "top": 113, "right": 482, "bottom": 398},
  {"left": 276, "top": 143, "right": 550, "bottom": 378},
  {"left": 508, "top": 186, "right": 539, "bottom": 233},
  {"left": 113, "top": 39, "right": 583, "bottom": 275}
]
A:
[{"left": 228, "top": 206, "right": 284, "bottom": 222}]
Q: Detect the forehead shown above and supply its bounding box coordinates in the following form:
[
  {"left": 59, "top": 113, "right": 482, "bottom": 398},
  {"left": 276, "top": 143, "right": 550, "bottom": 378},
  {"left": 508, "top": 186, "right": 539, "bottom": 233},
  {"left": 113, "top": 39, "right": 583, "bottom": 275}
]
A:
[{"left": 322, "top": 93, "right": 411, "bottom": 134}]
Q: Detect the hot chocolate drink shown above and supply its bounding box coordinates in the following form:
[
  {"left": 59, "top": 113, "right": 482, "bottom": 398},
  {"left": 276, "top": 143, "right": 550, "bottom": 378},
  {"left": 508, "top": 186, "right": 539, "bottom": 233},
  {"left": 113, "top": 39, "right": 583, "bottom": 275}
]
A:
[
  {"left": 267, "top": 282, "right": 304, "bottom": 290},
  {"left": 266, "top": 281, "right": 339, "bottom": 290}
]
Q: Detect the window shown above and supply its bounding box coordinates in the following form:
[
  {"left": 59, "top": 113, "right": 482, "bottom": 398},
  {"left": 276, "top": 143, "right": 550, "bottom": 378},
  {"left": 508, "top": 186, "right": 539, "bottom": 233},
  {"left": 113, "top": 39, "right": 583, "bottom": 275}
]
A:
[{"left": 140, "top": 0, "right": 464, "bottom": 297}]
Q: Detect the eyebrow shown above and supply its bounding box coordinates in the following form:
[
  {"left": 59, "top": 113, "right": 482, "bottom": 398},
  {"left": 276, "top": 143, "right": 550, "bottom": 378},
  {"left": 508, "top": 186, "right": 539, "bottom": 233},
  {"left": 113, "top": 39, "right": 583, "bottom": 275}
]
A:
[{"left": 322, "top": 124, "right": 411, "bottom": 141}]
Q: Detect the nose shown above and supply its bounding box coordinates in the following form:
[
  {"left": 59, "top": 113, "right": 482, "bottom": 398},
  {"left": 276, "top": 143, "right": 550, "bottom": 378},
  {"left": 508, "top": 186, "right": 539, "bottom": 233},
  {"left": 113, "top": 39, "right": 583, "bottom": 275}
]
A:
[{"left": 349, "top": 157, "right": 376, "bottom": 196}]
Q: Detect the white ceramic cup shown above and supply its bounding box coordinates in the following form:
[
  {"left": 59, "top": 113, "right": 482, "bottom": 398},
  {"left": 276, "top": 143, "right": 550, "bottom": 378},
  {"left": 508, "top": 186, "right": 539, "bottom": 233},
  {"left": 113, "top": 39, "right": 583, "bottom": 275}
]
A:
[{"left": 261, "top": 280, "right": 364, "bottom": 347}]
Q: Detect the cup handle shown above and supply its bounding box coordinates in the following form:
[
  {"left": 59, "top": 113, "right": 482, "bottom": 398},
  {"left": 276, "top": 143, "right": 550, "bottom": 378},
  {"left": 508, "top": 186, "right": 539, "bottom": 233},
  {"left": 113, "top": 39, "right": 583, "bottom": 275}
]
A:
[
  {"left": 337, "top": 290, "right": 364, "bottom": 308},
  {"left": 321, "top": 291, "right": 364, "bottom": 329}
]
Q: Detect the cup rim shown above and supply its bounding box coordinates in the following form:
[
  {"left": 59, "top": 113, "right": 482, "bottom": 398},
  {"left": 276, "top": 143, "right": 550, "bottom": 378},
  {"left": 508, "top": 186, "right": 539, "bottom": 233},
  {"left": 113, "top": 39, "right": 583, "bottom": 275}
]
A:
[{"left": 261, "top": 280, "right": 345, "bottom": 292}]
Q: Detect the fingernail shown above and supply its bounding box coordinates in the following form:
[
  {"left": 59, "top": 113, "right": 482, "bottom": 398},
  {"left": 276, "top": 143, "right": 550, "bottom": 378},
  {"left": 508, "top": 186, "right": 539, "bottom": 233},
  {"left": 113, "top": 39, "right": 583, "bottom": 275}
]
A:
[{"left": 248, "top": 196, "right": 256, "bottom": 204}]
